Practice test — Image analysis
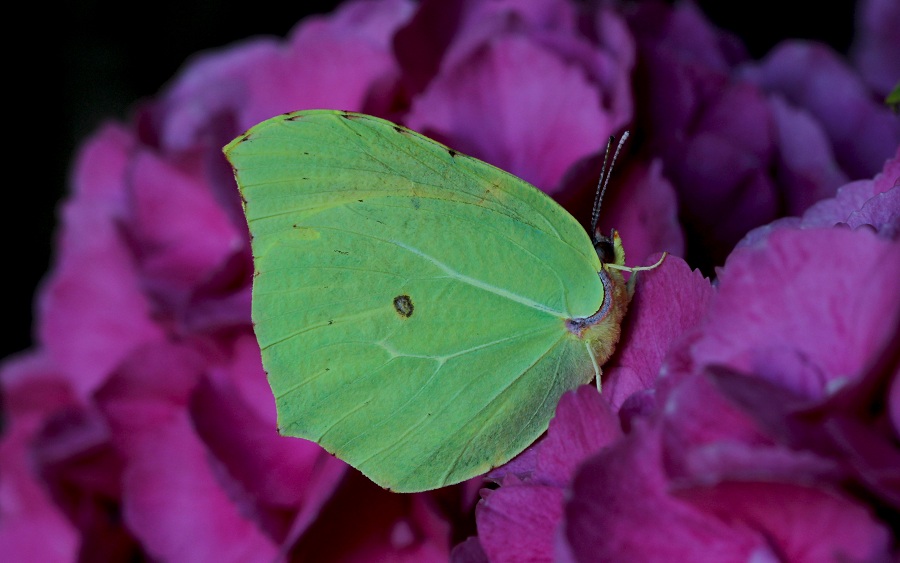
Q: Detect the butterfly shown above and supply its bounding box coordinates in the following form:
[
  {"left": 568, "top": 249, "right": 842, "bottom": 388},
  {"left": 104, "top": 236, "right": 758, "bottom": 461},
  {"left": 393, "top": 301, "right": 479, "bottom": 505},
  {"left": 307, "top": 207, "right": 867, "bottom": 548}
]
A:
[{"left": 224, "top": 110, "right": 662, "bottom": 492}]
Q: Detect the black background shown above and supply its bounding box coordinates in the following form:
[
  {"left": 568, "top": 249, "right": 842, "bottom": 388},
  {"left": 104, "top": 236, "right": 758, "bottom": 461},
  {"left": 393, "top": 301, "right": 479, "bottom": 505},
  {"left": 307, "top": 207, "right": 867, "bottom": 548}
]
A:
[{"left": 6, "top": 0, "right": 858, "bottom": 362}]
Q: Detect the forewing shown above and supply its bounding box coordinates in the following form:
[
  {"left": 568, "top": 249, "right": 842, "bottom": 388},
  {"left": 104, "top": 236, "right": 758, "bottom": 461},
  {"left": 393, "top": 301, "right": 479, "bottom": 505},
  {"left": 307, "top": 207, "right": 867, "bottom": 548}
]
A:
[{"left": 225, "top": 110, "right": 605, "bottom": 491}]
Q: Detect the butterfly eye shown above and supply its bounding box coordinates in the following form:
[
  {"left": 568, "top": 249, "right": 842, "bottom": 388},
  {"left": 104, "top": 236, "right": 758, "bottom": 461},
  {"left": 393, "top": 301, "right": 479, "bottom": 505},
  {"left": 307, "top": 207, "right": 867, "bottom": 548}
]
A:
[{"left": 594, "top": 237, "right": 615, "bottom": 264}]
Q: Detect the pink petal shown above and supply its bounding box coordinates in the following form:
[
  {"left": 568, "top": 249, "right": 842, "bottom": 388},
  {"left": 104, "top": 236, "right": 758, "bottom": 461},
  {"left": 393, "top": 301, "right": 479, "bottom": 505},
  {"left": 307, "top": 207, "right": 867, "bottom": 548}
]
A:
[
  {"left": 189, "top": 371, "right": 346, "bottom": 542},
  {"left": 602, "top": 255, "right": 714, "bottom": 409},
  {"left": 96, "top": 342, "right": 277, "bottom": 562},
  {"left": 405, "top": 35, "right": 614, "bottom": 194},
  {"left": 820, "top": 415, "right": 900, "bottom": 508},
  {"left": 396, "top": 0, "right": 598, "bottom": 102},
  {"left": 449, "top": 536, "right": 489, "bottom": 563},
  {"left": 477, "top": 485, "right": 563, "bottom": 563},
  {"left": 155, "top": 0, "right": 413, "bottom": 150}
]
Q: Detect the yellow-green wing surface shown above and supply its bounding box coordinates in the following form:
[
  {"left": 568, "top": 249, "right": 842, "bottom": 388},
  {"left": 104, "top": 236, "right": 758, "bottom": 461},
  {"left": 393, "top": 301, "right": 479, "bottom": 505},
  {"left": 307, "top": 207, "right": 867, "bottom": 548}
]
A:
[{"left": 224, "top": 110, "right": 607, "bottom": 492}]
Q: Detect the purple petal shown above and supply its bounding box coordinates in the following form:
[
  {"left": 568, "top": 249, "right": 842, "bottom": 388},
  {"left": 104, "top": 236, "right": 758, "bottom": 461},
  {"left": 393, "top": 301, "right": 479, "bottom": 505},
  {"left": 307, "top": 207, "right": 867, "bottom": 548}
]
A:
[
  {"left": 189, "top": 373, "right": 345, "bottom": 540},
  {"left": 801, "top": 146, "right": 900, "bottom": 236},
  {"left": 851, "top": 0, "right": 900, "bottom": 96},
  {"left": 120, "top": 411, "right": 278, "bottom": 561},
  {"left": 290, "top": 472, "right": 452, "bottom": 562},
  {"left": 820, "top": 415, "right": 900, "bottom": 508},
  {"left": 675, "top": 481, "right": 892, "bottom": 562},
  {"left": 767, "top": 95, "right": 849, "bottom": 214},
  {"left": 690, "top": 227, "right": 900, "bottom": 399},
  {"left": 742, "top": 40, "right": 900, "bottom": 180}
]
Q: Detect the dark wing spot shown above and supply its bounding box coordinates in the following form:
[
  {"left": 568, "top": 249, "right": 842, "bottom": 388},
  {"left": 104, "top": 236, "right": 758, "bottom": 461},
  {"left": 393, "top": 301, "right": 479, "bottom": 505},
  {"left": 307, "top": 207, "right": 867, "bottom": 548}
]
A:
[
  {"left": 448, "top": 148, "right": 458, "bottom": 158},
  {"left": 334, "top": 249, "right": 349, "bottom": 255},
  {"left": 393, "top": 125, "right": 404, "bottom": 133},
  {"left": 393, "top": 295, "right": 414, "bottom": 318}
]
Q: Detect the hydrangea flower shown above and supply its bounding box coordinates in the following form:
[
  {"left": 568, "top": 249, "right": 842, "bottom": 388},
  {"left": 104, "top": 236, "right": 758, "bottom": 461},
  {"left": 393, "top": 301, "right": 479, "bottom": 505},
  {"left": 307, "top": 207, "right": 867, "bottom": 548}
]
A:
[{"left": 2, "top": 0, "right": 898, "bottom": 561}]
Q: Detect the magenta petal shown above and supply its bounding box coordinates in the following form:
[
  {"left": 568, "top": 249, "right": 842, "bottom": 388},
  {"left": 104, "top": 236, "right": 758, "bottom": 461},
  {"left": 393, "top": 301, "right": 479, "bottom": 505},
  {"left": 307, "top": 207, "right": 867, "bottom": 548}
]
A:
[
  {"left": 449, "top": 536, "right": 489, "bottom": 563},
  {"left": 690, "top": 227, "right": 900, "bottom": 399},
  {"left": 189, "top": 374, "right": 337, "bottom": 508},
  {"left": 535, "top": 385, "right": 622, "bottom": 486},
  {"left": 128, "top": 149, "right": 241, "bottom": 309},
  {"left": 659, "top": 370, "right": 841, "bottom": 485},
  {"left": 562, "top": 423, "right": 771, "bottom": 562},
  {"left": 477, "top": 485, "right": 564, "bottom": 563},
  {"left": 0, "top": 355, "right": 79, "bottom": 561},
  {"left": 891, "top": 370, "right": 900, "bottom": 439},
  {"left": 0, "top": 416, "right": 79, "bottom": 561},
  {"left": 291, "top": 473, "right": 451, "bottom": 562},
  {"left": 602, "top": 255, "right": 714, "bottom": 409},
  {"left": 599, "top": 159, "right": 685, "bottom": 263},
  {"left": 95, "top": 342, "right": 278, "bottom": 561},
  {"left": 120, "top": 411, "right": 279, "bottom": 562},
  {"left": 38, "top": 127, "right": 165, "bottom": 399},
  {"left": 216, "top": 334, "right": 278, "bottom": 425},
  {"left": 405, "top": 36, "right": 613, "bottom": 194},
  {"left": 676, "top": 481, "right": 892, "bottom": 562},
  {"left": 821, "top": 415, "right": 900, "bottom": 508}
]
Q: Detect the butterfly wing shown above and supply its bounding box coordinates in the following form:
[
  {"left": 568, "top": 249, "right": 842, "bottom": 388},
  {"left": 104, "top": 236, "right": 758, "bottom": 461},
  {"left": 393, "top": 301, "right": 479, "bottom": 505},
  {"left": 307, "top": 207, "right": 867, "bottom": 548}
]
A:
[{"left": 224, "top": 110, "right": 608, "bottom": 492}]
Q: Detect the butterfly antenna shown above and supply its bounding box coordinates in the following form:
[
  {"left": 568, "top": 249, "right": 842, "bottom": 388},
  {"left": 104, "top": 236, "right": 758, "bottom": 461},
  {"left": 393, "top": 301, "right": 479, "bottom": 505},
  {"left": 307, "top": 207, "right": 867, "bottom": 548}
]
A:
[{"left": 589, "top": 131, "right": 630, "bottom": 243}]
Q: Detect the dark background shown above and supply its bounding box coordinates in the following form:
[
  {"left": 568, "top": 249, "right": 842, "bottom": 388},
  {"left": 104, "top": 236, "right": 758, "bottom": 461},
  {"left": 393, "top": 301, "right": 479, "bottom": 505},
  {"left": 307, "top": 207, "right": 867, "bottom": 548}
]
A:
[{"left": 6, "top": 0, "right": 858, "bottom": 362}]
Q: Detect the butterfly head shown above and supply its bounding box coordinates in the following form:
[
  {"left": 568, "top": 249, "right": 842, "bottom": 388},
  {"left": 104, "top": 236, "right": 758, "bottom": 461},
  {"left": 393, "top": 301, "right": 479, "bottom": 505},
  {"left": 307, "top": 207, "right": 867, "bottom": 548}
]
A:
[{"left": 593, "top": 229, "right": 626, "bottom": 268}]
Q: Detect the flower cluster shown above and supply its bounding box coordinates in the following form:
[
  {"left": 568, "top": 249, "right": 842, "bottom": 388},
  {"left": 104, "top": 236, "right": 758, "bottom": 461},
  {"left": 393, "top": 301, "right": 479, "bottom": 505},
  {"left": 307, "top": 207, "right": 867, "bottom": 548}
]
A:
[{"left": 2, "top": 0, "right": 898, "bottom": 561}]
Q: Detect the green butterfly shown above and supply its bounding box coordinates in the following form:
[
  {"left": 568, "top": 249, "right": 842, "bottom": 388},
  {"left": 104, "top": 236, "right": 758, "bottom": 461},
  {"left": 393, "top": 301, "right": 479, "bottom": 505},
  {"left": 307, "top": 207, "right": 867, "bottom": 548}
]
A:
[{"left": 224, "top": 110, "right": 659, "bottom": 492}]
